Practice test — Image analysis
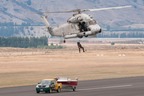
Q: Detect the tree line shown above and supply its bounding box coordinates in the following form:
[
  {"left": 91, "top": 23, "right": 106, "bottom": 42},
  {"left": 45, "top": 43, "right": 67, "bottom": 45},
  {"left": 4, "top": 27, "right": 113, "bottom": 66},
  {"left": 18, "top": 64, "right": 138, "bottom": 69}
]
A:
[
  {"left": 97, "top": 31, "right": 144, "bottom": 38},
  {"left": 0, "top": 22, "right": 42, "bottom": 37},
  {"left": 0, "top": 37, "right": 48, "bottom": 48}
]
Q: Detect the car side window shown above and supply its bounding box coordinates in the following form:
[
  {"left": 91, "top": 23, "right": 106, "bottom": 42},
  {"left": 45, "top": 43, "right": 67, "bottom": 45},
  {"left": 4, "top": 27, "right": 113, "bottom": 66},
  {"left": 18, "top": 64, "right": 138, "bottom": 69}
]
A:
[{"left": 51, "top": 81, "right": 54, "bottom": 85}]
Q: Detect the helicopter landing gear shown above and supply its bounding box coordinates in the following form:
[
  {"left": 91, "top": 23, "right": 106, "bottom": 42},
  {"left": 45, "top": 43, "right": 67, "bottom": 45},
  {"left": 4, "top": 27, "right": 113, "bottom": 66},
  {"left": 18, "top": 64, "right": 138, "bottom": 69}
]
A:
[
  {"left": 78, "top": 35, "right": 83, "bottom": 38},
  {"left": 83, "top": 33, "right": 88, "bottom": 37},
  {"left": 85, "top": 35, "right": 88, "bottom": 37},
  {"left": 84, "top": 33, "right": 88, "bottom": 37},
  {"left": 63, "top": 40, "right": 66, "bottom": 43}
]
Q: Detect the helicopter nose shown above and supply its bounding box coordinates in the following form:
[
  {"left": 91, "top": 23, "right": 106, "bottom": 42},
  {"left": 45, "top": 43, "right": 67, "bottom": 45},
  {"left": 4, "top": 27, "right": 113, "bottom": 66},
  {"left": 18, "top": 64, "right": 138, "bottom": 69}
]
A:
[
  {"left": 89, "top": 24, "right": 102, "bottom": 34},
  {"left": 99, "top": 28, "right": 102, "bottom": 33},
  {"left": 96, "top": 24, "right": 102, "bottom": 33}
]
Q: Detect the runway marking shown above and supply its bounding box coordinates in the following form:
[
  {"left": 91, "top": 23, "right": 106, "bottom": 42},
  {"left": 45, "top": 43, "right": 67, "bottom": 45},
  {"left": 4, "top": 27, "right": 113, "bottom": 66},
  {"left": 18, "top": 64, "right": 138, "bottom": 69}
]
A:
[
  {"left": 118, "top": 54, "right": 126, "bottom": 56},
  {"left": 78, "top": 84, "right": 133, "bottom": 91}
]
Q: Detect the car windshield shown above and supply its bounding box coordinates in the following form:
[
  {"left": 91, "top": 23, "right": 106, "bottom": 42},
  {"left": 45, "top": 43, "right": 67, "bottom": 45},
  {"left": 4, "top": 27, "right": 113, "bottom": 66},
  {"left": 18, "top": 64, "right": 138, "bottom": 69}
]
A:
[{"left": 40, "top": 80, "right": 51, "bottom": 85}]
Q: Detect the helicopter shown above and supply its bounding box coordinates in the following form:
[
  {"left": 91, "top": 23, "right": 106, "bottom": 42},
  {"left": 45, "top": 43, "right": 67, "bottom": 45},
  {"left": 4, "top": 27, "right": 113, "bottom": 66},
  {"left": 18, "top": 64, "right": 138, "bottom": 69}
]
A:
[{"left": 41, "top": 5, "right": 131, "bottom": 43}]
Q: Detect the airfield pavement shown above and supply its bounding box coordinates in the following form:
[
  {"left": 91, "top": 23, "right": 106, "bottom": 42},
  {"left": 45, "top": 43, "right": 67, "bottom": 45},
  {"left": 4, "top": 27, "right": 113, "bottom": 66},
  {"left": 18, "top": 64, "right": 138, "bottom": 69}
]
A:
[
  {"left": 0, "top": 43, "right": 144, "bottom": 88},
  {"left": 1, "top": 76, "right": 144, "bottom": 96}
]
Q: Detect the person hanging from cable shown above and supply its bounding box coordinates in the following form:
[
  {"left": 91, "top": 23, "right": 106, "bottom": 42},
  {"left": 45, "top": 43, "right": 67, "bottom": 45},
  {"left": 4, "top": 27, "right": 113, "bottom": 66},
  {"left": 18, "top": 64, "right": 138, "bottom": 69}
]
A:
[{"left": 77, "top": 41, "right": 85, "bottom": 53}]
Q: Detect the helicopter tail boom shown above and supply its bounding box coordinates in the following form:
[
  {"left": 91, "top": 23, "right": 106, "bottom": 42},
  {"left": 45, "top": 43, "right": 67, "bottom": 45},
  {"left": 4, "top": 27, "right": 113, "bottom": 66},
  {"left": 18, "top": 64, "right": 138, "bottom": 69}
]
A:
[{"left": 41, "top": 16, "right": 54, "bottom": 35}]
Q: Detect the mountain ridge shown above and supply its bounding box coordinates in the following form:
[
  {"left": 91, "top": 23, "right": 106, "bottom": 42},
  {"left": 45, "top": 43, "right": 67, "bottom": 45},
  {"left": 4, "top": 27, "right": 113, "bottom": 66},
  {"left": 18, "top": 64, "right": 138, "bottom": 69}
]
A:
[{"left": 0, "top": 0, "right": 144, "bottom": 37}]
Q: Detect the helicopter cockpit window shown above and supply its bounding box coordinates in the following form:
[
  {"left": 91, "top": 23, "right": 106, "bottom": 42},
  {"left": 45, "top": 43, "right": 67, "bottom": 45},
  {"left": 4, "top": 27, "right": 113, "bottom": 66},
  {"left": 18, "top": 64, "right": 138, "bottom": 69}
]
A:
[{"left": 89, "top": 20, "right": 97, "bottom": 25}]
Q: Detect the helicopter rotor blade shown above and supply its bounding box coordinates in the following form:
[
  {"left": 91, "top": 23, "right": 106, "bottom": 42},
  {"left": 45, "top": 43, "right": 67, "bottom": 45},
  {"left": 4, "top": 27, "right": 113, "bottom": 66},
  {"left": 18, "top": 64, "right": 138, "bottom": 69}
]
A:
[
  {"left": 44, "top": 10, "right": 78, "bottom": 13},
  {"left": 84, "top": 5, "right": 132, "bottom": 12},
  {"left": 43, "top": 5, "right": 132, "bottom": 14},
  {"left": 44, "top": 9, "right": 83, "bottom": 14}
]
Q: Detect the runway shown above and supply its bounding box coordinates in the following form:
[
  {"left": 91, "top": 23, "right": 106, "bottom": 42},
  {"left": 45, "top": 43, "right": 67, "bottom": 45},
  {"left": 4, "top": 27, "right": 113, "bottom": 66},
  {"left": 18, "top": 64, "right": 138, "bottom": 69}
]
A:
[{"left": 1, "top": 76, "right": 144, "bottom": 96}]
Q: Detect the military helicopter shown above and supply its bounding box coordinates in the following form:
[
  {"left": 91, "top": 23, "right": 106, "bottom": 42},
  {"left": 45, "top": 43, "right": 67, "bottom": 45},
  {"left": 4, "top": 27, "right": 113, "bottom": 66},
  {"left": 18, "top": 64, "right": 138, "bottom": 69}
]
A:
[{"left": 41, "top": 5, "right": 131, "bottom": 43}]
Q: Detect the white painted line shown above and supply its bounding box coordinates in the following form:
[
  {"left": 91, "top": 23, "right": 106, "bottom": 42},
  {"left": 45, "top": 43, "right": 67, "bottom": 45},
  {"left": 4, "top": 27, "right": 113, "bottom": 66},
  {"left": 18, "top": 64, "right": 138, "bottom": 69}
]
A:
[
  {"left": 96, "top": 54, "right": 104, "bottom": 56},
  {"left": 118, "top": 54, "right": 126, "bottom": 56},
  {"left": 97, "top": 54, "right": 99, "bottom": 56},
  {"left": 78, "top": 84, "right": 133, "bottom": 91}
]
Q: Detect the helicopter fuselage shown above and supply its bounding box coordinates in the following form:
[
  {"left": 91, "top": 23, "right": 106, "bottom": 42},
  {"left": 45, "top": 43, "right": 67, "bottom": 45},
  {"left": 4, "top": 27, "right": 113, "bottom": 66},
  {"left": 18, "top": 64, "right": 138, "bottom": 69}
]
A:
[
  {"left": 44, "top": 13, "right": 102, "bottom": 40},
  {"left": 41, "top": 5, "right": 131, "bottom": 42}
]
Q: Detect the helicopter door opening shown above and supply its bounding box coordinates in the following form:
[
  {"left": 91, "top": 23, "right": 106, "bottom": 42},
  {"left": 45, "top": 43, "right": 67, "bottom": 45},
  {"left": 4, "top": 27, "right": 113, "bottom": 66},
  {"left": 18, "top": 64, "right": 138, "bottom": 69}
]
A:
[{"left": 78, "top": 21, "right": 89, "bottom": 32}]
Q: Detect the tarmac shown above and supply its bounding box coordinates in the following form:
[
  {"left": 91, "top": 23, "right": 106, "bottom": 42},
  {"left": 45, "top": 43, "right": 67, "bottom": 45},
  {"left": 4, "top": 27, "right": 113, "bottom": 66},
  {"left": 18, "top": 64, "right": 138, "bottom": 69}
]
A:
[{"left": 1, "top": 76, "right": 144, "bottom": 96}]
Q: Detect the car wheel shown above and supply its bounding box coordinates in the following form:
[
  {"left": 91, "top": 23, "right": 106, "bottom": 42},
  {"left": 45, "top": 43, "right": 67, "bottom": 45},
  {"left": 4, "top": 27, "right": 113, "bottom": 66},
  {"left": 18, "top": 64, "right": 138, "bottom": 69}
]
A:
[
  {"left": 45, "top": 90, "right": 48, "bottom": 93},
  {"left": 57, "top": 87, "right": 61, "bottom": 93},
  {"left": 36, "top": 91, "right": 40, "bottom": 93},
  {"left": 72, "top": 87, "right": 76, "bottom": 91},
  {"left": 49, "top": 88, "right": 52, "bottom": 93}
]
